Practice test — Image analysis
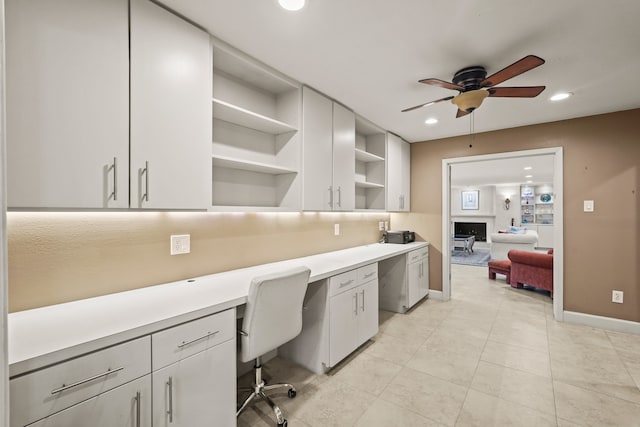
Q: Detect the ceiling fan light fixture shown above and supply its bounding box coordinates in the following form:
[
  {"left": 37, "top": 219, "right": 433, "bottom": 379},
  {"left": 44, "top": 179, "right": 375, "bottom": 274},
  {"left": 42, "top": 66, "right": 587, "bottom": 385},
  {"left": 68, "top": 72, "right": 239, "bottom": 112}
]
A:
[
  {"left": 451, "top": 89, "right": 489, "bottom": 113},
  {"left": 278, "top": 0, "right": 306, "bottom": 11}
]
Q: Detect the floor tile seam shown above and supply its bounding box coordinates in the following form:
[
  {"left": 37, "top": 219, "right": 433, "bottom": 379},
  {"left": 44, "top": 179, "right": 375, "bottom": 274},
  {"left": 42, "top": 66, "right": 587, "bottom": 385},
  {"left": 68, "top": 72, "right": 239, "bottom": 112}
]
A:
[
  {"left": 605, "top": 330, "right": 640, "bottom": 393},
  {"left": 478, "top": 358, "right": 555, "bottom": 383},
  {"left": 544, "top": 305, "right": 563, "bottom": 424},
  {"left": 376, "top": 328, "right": 433, "bottom": 351},
  {"left": 485, "top": 336, "right": 552, "bottom": 358},
  {"left": 375, "top": 392, "right": 451, "bottom": 427},
  {"left": 552, "top": 376, "right": 640, "bottom": 407}
]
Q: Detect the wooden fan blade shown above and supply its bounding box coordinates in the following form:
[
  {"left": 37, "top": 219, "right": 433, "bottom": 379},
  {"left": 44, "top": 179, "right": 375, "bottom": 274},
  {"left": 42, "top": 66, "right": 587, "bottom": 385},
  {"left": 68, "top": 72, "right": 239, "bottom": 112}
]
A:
[
  {"left": 419, "top": 78, "right": 464, "bottom": 91},
  {"left": 401, "top": 96, "right": 454, "bottom": 112},
  {"left": 456, "top": 109, "right": 470, "bottom": 118},
  {"left": 481, "top": 55, "right": 545, "bottom": 87},
  {"left": 488, "top": 86, "right": 546, "bottom": 97}
]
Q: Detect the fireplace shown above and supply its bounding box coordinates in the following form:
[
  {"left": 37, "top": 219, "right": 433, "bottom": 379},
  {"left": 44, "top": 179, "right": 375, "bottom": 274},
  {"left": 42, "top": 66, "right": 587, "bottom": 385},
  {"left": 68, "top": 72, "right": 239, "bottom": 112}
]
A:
[{"left": 454, "top": 222, "right": 487, "bottom": 242}]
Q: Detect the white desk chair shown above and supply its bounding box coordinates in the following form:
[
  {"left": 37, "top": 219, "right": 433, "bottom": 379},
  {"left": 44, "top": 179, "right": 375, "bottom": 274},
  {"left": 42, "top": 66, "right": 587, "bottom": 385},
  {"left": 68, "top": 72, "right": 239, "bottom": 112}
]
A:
[{"left": 236, "top": 266, "right": 311, "bottom": 427}]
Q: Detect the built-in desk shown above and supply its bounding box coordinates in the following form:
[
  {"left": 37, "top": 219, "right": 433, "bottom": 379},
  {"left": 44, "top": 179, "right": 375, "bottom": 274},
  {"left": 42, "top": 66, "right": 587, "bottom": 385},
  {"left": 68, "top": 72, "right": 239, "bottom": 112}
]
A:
[{"left": 8, "top": 241, "right": 428, "bottom": 426}]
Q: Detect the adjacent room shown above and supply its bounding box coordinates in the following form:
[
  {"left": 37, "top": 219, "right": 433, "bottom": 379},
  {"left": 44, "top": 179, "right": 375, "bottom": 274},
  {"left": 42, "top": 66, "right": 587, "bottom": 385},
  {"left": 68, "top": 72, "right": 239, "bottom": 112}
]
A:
[{"left": 1, "top": 1, "right": 639, "bottom": 426}]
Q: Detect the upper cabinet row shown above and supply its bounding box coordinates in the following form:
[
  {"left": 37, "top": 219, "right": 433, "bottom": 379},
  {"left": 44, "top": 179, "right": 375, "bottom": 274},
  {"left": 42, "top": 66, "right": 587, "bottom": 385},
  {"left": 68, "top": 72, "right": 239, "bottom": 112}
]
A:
[
  {"left": 5, "top": 0, "right": 410, "bottom": 212},
  {"left": 6, "top": 0, "right": 211, "bottom": 210}
]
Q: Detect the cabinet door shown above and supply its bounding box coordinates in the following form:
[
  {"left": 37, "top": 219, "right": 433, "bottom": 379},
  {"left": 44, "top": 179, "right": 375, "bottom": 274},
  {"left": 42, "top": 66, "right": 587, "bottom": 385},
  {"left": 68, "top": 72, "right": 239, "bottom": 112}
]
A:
[
  {"left": 400, "top": 139, "right": 411, "bottom": 211},
  {"left": 407, "top": 258, "right": 428, "bottom": 308},
  {"left": 332, "top": 103, "right": 355, "bottom": 211},
  {"left": 152, "top": 340, "right": 235, "bottom": 427},
  {"left": 130, "top": 0, "right": 212, "bottom": 209},
  {"left": 27, "top": 376, "right": 151, "bottom": 427},
  {"left": 329, "top": 290, "right": 358, "bottom": 366},
  {"left": 5, "top": 0, "right": 129, "bottom": 208},
  {"left": 386, "top": 133, "right": 403, "bottom": 211},
  {"left": 302, "top": 87, "right": 334, "bottom": 210},
  {"left": 357, "top": 280, "right": 379, "bottom": 344}
]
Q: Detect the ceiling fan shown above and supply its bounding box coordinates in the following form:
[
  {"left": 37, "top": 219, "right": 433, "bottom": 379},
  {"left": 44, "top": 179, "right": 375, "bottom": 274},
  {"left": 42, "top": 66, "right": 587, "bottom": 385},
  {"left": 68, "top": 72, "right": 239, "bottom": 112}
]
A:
[{"left": 402, "top": 55, "right": 546, "bottom": 118}]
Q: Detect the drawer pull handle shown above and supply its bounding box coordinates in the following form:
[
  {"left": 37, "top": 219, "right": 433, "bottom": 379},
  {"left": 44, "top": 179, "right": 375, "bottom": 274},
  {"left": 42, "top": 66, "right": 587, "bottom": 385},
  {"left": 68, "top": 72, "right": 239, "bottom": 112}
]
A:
[
  {"left": 51, "top": 366, "right": 124, "bottom": 394},
  {"left": 339, "top": 279, "right": 354, "bottom": 288},
  {"left": 177, "top": 330, "right": 219, "bottom": 349},
  {"left": 363, "top": 272, "right": 375, "bottom": 279},
  {"left": 135, "top": 391, "right": 141, "bottom": 427}
]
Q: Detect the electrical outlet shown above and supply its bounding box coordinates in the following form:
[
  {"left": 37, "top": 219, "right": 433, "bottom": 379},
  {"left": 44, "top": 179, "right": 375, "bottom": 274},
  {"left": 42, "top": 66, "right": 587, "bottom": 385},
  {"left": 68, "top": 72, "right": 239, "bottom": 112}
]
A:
[
  {"left": 612, "top": 290, "right": 624, "bottom": 304},
  {"left": 584, "top": 200, "right": 595, "bottom": 212},
  {"left": 334, "top": 224, "right": 340, "bottom": 236},
  {"left": 170, "top": 234, "right": 190, "bottom": 255},
  {"left": 384, "top": 221, "right": 389, "bottom": 230},
  {"left": 378, "top": 221, "right": 385, "bottom": 231}
]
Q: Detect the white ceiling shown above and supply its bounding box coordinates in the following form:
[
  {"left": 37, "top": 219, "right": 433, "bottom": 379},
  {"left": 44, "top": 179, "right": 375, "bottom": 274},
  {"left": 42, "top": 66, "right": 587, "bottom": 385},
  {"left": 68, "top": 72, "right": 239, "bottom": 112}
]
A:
[
  {"left": 450, "top": 154, "right": 554, "bottom": 187},
  {"left": 159, "top": 0, "right": 640, "bottom": 143}
]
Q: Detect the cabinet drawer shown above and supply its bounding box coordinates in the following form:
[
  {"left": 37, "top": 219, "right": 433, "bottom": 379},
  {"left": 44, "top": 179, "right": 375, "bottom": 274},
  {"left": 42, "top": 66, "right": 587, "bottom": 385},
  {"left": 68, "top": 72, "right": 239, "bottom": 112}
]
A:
[
  {"left": 152, "top": 309, "right": 235, "bottom": 371},
  {"left": 10, "top": 336, "right": 150, "bottom": 427},
  {"left": 328, "top": 269, "right": 358, "bottom": 297},
  {"left": 356, "top": 263, "right": 378, "bottom": 284},
  {"left": 407, "top": 247, "right": 428, "bottom": 264}
]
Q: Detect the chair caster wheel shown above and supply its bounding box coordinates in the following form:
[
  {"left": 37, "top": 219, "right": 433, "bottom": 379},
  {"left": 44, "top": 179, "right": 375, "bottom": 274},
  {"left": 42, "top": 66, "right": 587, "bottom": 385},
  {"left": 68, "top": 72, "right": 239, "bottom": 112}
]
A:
[
  {"left": 288, "top": 388, "right": 296, "bottom": 398},
  {"left": 277, "top": 420, "right": 288, "bottom": 427}
]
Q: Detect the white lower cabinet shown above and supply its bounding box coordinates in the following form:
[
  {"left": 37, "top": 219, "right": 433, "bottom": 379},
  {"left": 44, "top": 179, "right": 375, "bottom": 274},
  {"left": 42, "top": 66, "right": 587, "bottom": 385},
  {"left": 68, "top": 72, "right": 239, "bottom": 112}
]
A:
[
  {"left": 280, "top": 264, "right": 378, "bottom": 373},
  {"left": 379, "top": 245, "right": 429, "bottom": 313},
  {"left": 152, "top": 340, "right": 235, "bottom": 427},
  {"left": 28, "top": 376, "right": 152, "bottom": 427},
  {"left": 10, "top": 310, "right": 236, "bottom": 427}
]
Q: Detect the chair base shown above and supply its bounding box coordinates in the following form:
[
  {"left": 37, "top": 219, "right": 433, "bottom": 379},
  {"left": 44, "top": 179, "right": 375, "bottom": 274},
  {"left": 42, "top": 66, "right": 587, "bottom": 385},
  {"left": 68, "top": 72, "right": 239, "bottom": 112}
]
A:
[{"left": 237, "top": 357, "right": 296, "bottom": 426}]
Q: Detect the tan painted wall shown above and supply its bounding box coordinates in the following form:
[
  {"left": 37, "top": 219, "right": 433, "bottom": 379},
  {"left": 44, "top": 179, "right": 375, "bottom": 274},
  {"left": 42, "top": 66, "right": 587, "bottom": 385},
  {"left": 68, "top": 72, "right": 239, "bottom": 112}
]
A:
[
  {"left": 8, "top": 211, "right": 388, "bottom": 312},
  {"left": 392, "top": 109, "right": 640, "bottom": 323}
]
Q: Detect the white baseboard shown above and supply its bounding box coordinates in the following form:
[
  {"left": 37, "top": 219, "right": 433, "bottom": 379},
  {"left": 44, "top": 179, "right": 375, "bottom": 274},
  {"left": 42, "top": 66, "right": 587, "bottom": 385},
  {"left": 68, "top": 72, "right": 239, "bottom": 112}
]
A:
[
  {"left": 563, "top": 311, "right": 640, "bottom": 335},
  {"left": 428, "top": 290, "right": 445, "bottom": 301}
]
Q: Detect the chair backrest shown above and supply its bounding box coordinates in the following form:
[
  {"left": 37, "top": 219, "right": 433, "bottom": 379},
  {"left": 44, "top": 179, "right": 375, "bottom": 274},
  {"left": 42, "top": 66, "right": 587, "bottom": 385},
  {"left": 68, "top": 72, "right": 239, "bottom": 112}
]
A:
[{"left": 239, "top": 266, "right": 311, "bottom": 363}]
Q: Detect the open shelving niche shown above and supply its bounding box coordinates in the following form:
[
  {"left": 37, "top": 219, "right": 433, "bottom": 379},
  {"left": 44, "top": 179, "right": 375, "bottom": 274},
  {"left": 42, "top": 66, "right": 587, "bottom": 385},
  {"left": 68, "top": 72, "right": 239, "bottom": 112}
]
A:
[
  {"left": 211, "top": 40, "right": 301, "bottom": 211},
  {"left": 354, "top": 116, "right": 386, "bottom": 210}
]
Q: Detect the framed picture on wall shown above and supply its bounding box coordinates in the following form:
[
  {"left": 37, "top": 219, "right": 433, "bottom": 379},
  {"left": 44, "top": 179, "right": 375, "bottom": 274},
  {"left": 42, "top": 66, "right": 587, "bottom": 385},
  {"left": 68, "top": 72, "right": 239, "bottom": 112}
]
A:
[{"left": 462, "top": 190, "right": 479, "bottom": 210}]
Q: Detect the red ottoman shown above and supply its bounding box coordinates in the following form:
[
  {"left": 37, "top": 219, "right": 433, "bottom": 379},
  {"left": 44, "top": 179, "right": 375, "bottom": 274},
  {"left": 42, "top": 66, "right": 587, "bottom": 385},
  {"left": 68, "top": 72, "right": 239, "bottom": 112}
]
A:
[{"left": 488, "top": 259, "right": 511, "bottom": 284}]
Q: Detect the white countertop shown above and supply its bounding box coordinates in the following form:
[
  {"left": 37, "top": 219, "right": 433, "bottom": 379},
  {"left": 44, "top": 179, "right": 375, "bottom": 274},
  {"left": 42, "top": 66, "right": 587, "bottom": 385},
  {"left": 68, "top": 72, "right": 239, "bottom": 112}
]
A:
[{"left": 8, "top": 241, "right": 428, "bottom": 377}]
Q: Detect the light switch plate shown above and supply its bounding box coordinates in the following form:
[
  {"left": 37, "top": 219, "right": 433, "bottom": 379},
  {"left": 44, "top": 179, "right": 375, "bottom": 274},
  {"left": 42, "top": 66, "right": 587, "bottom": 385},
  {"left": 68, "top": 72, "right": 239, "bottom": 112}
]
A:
[
  {"left": 170, "top": 234, "right": 190, "bottom": 255},
  {"left": 334, "top": 224, "right": 340, "bottom": 236},
  {"left": 583, "top": 200, "right": 594, "bottom": 212}
]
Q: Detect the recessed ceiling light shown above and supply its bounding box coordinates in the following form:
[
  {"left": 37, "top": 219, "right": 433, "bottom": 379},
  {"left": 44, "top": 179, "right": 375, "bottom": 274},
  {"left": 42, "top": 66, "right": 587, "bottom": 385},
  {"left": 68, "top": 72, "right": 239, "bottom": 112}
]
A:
[
  {"left": 525, "top": 175, "right": 533, "bottom": 178},
  {"left": 550, "top": 92, "right": 572, "bottom": 101},
  {"left": 526, "top": 180, "right": 533, "bottom": 184},
  {"left": 524, "top": 166, "right": 532, "bottom": 170},
  {"left": 425, "top": 118, "right": 438, "bottom": 125},
  {"left": 278, "top": 0, "right": 306, "bottom": 11}
]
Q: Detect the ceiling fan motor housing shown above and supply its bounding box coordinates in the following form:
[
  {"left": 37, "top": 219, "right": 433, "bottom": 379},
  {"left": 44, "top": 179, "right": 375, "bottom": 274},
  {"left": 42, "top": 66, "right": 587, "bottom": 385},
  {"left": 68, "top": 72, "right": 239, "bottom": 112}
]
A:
[{"left": 452, "top": 66, "right": 487, "bottom": 91}]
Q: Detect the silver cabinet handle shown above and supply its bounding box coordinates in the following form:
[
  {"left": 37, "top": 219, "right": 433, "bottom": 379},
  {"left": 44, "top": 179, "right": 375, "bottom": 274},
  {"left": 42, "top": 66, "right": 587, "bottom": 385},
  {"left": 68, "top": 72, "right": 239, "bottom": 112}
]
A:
[
  {"left": 51, "top": 366, "right": 124, "bottom": 394},
  {"left": 135, "top": 391, "right": 141, "bottom": 427},
  {"left": 360, "top": 289, "right": 365, "bottom": 312},
  {"left": 108, "top": 157, "right": 118, "bottom": 201},
  {"left": 363, "top": 272, "right": 375, "bottom": 279},
  {"left": 141, "top": 161, "right": 149, "bottom": 203},
  {"left": 353, "top": 293, "right": 358, "bottom": 316},
  {"left": 328, "top": 185, "right": 333, "bottom": 208},
  {"left": 339, "top": 279, "right": 354, "bottom": 288},
  {"left": 167, "top": 376, "right": 174, "bottom": 423},
  {"left": 336, "top": 186, "right": 342, "bottom": 208},
  {"left": 177, "top": 330, "right": 219, "bottom": 349}
]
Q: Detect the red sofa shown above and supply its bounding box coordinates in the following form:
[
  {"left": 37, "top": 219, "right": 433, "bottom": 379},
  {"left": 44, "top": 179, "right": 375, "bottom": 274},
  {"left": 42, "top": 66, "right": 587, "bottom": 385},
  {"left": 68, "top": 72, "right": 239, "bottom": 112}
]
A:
[{"left": 507, "top": 249, "right": 553, "bottom": 294}]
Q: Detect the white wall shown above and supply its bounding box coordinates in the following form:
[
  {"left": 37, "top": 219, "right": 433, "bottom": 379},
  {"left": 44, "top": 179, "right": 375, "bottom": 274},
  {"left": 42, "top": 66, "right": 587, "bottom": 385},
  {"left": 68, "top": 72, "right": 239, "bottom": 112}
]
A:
[{"left": 494, "top": 184, "right": 519, "bottom": 230}]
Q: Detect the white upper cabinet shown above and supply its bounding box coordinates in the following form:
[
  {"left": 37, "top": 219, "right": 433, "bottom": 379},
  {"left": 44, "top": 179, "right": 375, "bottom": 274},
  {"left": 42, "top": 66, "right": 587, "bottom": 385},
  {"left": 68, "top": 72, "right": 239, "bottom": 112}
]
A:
[
  {"left": 130, "top": 0, "right": 212, "bottom": 209},
  {"left": 302, "top": 87, "right": 355, "bottom": 211},
  {"left": 386, "top": 133, "right": 411, "bottom": 212},
  {"left": 5, "top": 0, "right": 130, "bottom": 209},
  {"left": 211, "top": 41, "right": 301, "bottom": 211}
]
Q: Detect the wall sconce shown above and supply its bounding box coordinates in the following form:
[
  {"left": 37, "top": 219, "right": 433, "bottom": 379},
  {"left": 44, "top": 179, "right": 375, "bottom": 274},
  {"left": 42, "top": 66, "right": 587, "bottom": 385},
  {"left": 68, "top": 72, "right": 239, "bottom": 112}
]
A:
[{"left": 504, "top": 198, "right": 511, "bottom": 210}]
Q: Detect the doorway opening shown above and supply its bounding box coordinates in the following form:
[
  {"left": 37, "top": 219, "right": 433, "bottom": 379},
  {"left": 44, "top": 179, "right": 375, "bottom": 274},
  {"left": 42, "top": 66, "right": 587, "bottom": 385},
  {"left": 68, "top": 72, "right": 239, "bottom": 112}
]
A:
[{"left": 441, "top": 147, "right": 564, "bottom": 320}]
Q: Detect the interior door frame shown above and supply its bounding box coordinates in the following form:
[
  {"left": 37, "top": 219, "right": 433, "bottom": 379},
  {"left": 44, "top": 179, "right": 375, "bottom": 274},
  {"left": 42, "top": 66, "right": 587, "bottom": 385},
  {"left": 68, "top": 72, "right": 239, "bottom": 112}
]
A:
[{"left": 441, "top": 147, "right": 564, "bottom": 320}]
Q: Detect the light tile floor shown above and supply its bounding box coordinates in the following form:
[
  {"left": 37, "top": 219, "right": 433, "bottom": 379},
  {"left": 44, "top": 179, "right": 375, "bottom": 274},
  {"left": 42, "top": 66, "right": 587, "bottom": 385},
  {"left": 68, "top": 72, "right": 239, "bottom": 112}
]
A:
[{"left": 237, "top": 264, "right": 640, "bottom": 426}]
